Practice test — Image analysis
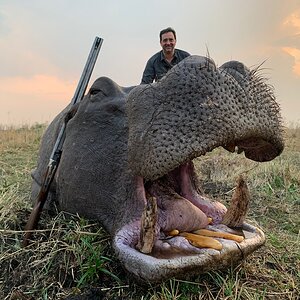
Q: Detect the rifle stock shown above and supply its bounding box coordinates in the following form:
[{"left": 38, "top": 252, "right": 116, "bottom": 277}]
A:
[{"left": 22, "top": 37, "right": 103, "bottom": 247}]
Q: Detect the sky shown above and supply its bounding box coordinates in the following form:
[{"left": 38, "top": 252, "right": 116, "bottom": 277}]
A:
[{"left": 0, "top": 0, "right": 299, "bottom": 127}]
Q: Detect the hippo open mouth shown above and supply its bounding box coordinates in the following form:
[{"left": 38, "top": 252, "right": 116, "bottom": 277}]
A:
[{"left": 114, "top": 160, "right": 264, "bottom": 282}]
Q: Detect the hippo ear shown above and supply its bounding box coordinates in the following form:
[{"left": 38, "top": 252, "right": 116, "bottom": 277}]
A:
[{"left": 88, "top": 77, "right": 124, "bottom": 101}]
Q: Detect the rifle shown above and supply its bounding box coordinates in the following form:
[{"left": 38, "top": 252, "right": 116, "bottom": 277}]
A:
[{"left": 22, "top": 36, "right": 103, "bottom": 247}]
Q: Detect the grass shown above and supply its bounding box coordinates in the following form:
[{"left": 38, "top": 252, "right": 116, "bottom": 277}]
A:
[{"left": 0, "top": 123, "right": 299, "bottom": 299}]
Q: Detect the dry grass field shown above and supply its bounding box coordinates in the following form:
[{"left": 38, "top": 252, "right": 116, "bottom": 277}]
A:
[{"left": 0, "top": 123, "right": 299, "bottom": 299}]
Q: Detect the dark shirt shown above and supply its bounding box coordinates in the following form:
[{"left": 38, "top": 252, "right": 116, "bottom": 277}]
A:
[{"left": 141, "top": 49, "right": 190, "bottom": 84}]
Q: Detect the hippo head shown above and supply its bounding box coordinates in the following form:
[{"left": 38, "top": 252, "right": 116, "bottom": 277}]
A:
[{"left": 31, "top": 55, "right": 284, "bottom": 283}]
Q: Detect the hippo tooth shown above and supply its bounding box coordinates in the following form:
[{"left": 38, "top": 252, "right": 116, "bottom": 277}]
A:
[
  {"left": 221, "top": 175, "right": 250, "bottom": 227},
  {"left": 137, "top": 195, "right": 158, "bottom": 254}
]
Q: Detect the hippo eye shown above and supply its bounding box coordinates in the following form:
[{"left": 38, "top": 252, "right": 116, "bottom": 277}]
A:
[
  {"left": 89, "top": 88, "right": 107, "bottom": 97},
  {"left": 90, "top": 89, "right": 99, "bottom": 95}
]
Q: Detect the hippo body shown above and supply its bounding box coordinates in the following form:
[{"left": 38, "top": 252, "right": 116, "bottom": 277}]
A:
[{"left": 31, "top": 56, "right": 284, "bottom": 282}]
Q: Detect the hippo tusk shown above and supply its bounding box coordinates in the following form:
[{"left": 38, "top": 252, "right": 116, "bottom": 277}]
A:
[
  {"left": 137, "top": 195, "right": 158, "bottom": 254},
  {"left": 168, "top": 229, "right": 180, "bottom": 236},
  {"left": 193, "top": 229, "right": 244, "bottom": 243},
  {"left": 222, "top": 175, "right": 250, "bottom": 227},
  {"left": 179, "top": 232, "right": 223, "bottom": 251}
]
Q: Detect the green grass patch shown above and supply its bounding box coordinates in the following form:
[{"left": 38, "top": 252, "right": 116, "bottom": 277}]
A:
[{"left": 0, "top": 124, "right": 299, "bottom": 299}]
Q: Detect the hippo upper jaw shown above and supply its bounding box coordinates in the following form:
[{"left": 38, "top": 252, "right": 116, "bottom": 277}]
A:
[{"left": 127, "top": 55, "right": 284, "bottom": 181}]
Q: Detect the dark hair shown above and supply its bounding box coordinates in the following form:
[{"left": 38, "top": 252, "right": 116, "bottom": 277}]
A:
[{"left": 159, "top": 27, "right": 176, "bottom": 41}]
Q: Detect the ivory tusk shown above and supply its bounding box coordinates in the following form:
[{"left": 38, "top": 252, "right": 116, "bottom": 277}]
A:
[
  {"left": 179, "top": 232, "right": 222, "bottom": 251},
  {"left": 193, "top": 229, "right": 244, "bottom": 243},
  {"left": 137, "top": 196, "right": 157, "bottom": 254},
  {"left": 222, "top": 175, "right": 250, "bottom": 227}
]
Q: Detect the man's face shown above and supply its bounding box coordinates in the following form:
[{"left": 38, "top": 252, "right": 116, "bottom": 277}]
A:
[{"left": 160, "top": 32, "right": 176, "bottom": 55}]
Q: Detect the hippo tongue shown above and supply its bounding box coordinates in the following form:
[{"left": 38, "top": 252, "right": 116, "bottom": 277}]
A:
[{"left": 146, "top": 179, "right": 210, "bottom": 232}]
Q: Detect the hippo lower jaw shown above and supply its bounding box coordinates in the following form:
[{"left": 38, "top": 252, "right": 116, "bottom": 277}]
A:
[
  {"left": 114, "top": 223, "right": 264, "bottom": 282},
  {"left": 113, "top": 160, "right": 265, "bottom": 282}
]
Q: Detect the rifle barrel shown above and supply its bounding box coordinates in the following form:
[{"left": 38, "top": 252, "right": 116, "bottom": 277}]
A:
[
  {"left": 50, "top": 37, "right": 103, "bottom": 159},
  {"left": 71, "top": 36, "right": 103, "bottom": 105},
  {"left": 22, "top": 37, "right": 103, "bottom": 247}
]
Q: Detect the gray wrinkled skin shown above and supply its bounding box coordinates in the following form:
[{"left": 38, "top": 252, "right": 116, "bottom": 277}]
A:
[
  {"left": 127, "top": 56, "right": 283, "bottom": 180},
  {"left": 31, "top": 55, "right": 284, "bottom": 282}
]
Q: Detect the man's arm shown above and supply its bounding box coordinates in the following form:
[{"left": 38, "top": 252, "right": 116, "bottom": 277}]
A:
[{"left": 141, "top": 59, "right": 155, "bottom": 84}]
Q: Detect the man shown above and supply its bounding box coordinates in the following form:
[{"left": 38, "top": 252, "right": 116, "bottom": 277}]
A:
[{"left": 141, "top": 27, "right": 190, "bottom": 84}]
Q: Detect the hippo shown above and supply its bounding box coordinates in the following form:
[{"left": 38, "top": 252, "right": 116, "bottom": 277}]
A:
[{"left": 30, "top": 55, "right": 284, "bottom": 282}]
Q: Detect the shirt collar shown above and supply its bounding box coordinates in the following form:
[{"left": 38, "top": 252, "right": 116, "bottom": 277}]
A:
[{"left": 160, "top": 49, "right": 178, "bottom": 61}]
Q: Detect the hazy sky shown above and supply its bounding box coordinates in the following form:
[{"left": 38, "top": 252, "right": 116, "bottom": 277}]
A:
[{"left": 0, "top": 0, "right": 299, "bottom": 126}]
